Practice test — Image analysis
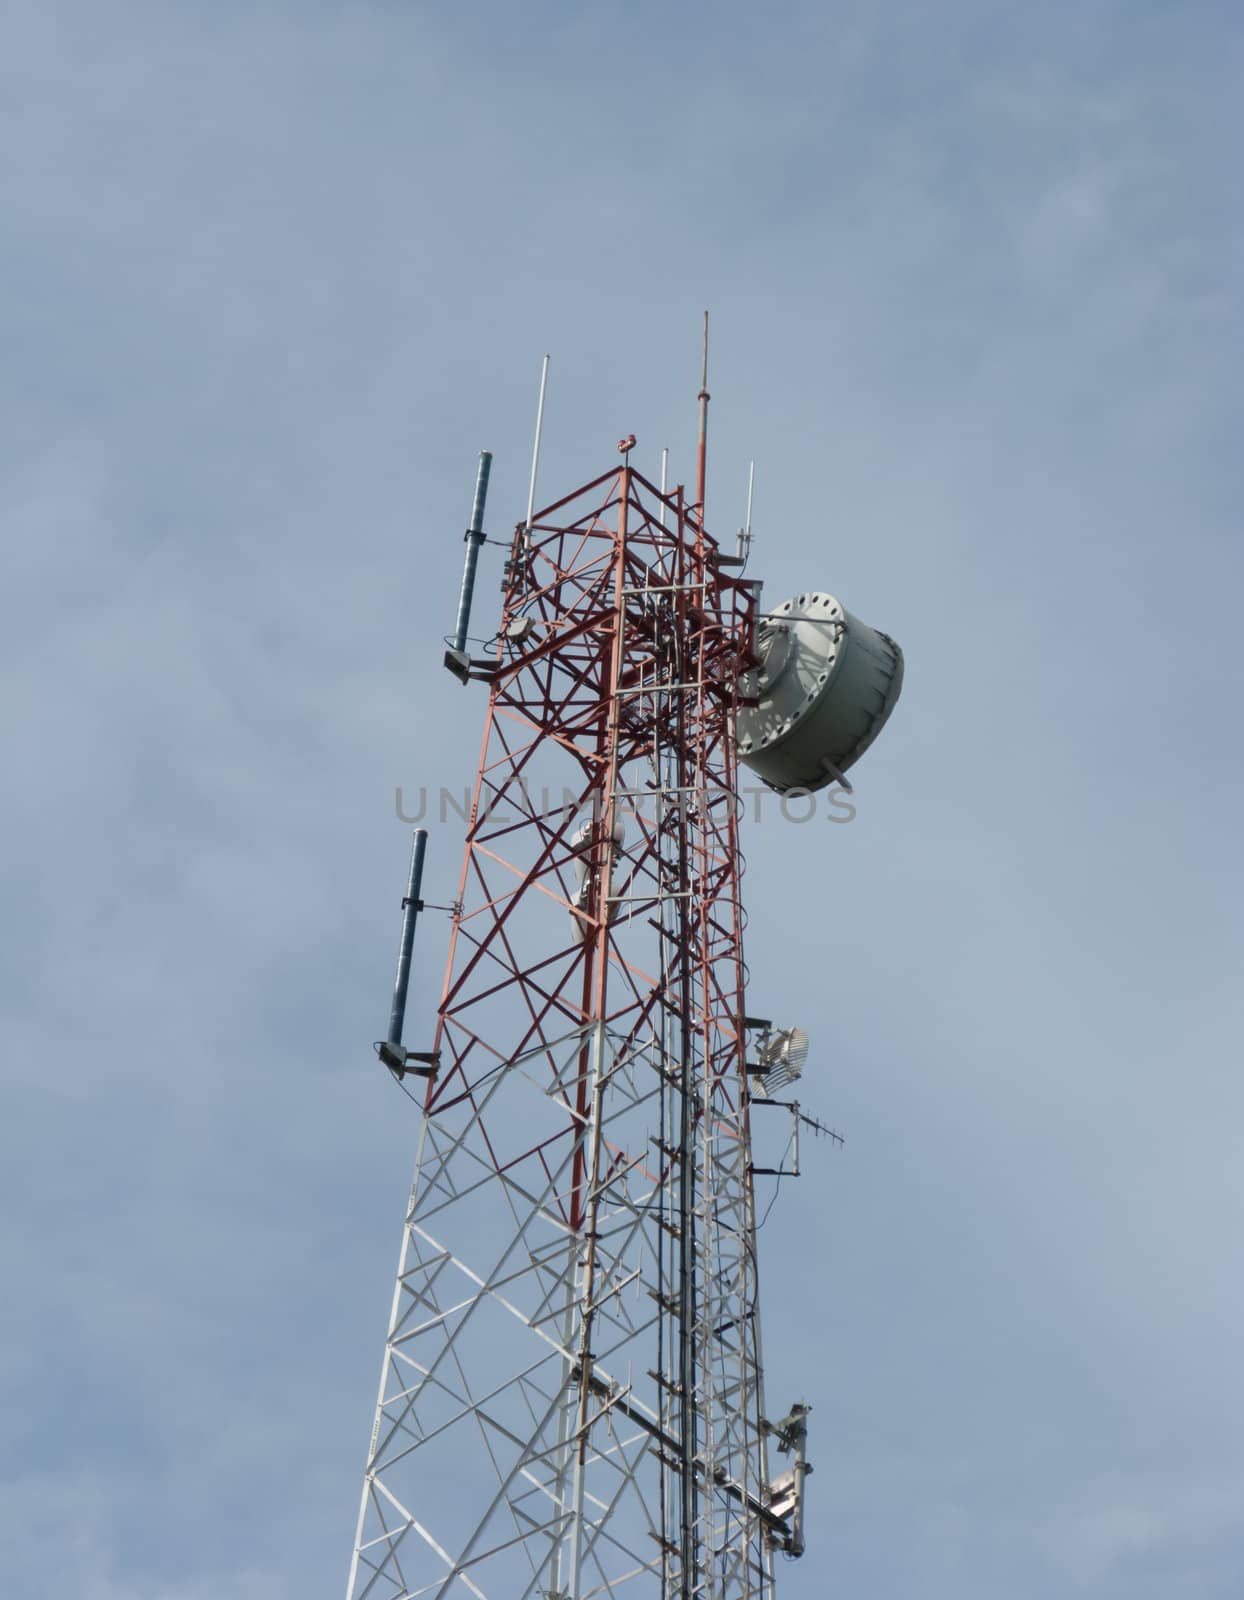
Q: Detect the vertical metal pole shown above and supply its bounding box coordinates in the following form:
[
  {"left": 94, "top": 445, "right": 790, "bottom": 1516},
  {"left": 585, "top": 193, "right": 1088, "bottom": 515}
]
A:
[
  {"left": 569, "top": 489, "right": 630, "bottom": 1599},
  {"left": 789, "top": 1408, "right": 810, "bottom": 1559},
  {"left": 546, "top": 1249, "right": 580, "bottom": 1600},
  {"left": 696, "top": 311, "right": 710, "bottom": 516},
  {"left": 452, "top": 452, "right": 493, "bottom": 654},
  {"left": 567, "top": 1016, "right": 608, "bottom": 1600},
  {"left": 673, "top": 494, "right": 699, "bottom": 1599},
  {"left": 738, "top": 459, "right": 755, "bottom": 561},
  {"left": 388, "top": 828, "right": 428, "bottom": 1048},
  {"left": 523, "top": 355, "right": 550, "bottom": 553}
]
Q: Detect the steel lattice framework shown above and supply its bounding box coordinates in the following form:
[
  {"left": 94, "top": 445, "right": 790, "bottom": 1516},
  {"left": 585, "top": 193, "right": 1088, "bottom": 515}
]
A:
[{"left": 347, "top": 463, "right": 794, "bottom": 1600}]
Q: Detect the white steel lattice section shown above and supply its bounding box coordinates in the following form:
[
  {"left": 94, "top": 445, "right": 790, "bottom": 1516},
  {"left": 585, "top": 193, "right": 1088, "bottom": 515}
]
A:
[{"left": 348, "top": 469, "right": 778, "bottom": 1600}]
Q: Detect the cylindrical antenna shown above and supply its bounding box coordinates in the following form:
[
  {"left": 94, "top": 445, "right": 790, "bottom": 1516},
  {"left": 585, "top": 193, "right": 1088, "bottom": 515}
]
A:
[
  {"left": 696, "top": 310, "right": 710, "bottom": 515},
  {"left": 522, "top": 354, "right": 550, "bottom": 550},
  {"left": 451, "top": 452, "right": 493, "bottom": 654},
  {"left": 387, "top": 828, "right": 428, "bottom": 1050}
]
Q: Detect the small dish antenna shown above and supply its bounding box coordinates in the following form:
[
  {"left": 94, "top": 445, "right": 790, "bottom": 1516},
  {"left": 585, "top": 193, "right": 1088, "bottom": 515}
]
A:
[{"left": 752, "top": 1025, "right": 808, "bottom": 1092}]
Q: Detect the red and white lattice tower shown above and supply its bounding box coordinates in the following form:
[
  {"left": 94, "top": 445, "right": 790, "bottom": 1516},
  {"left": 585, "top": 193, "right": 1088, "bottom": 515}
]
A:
[{"left": 343, "top": 386, "right": 891, "bottom": 1598}]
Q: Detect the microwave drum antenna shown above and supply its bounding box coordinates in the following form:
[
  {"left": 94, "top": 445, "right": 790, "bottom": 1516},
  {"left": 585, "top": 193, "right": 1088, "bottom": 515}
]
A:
[{"left": 736, "top": 592, "right": 903, "bottom": 793}]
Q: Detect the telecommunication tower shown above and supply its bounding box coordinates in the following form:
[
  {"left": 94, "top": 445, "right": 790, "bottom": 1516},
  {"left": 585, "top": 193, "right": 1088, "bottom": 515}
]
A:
[{"left": 346, "top": 338, "right": 903, "bottom": 1600}]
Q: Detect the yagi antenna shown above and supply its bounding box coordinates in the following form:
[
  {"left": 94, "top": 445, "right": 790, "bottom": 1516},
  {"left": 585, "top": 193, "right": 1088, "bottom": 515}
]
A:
[{"left": 744, "top": 1019, "right": 843, "bottom": 1179}]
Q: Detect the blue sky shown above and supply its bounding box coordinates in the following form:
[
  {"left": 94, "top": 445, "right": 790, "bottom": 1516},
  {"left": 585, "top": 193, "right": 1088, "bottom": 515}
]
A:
[{"left": 3, "top": 2, "right": 1242, "bottom": 1595}]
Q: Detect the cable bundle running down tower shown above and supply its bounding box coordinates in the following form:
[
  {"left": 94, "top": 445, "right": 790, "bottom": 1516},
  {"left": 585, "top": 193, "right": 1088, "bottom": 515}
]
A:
[{"left": 347, "top": 380, "right": 903, "bottom": 1600}]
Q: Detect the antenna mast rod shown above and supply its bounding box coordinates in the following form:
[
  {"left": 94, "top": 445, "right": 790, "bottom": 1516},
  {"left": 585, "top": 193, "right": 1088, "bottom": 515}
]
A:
[
  {"left": 736, "top": 459, "right": 755, "bottom": 562},
  {"left": 696, "top": 310, "right": 709, "bottom": 516},
  {"left": 523, "top": 354, "right": 550, "bottom": 549}
]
